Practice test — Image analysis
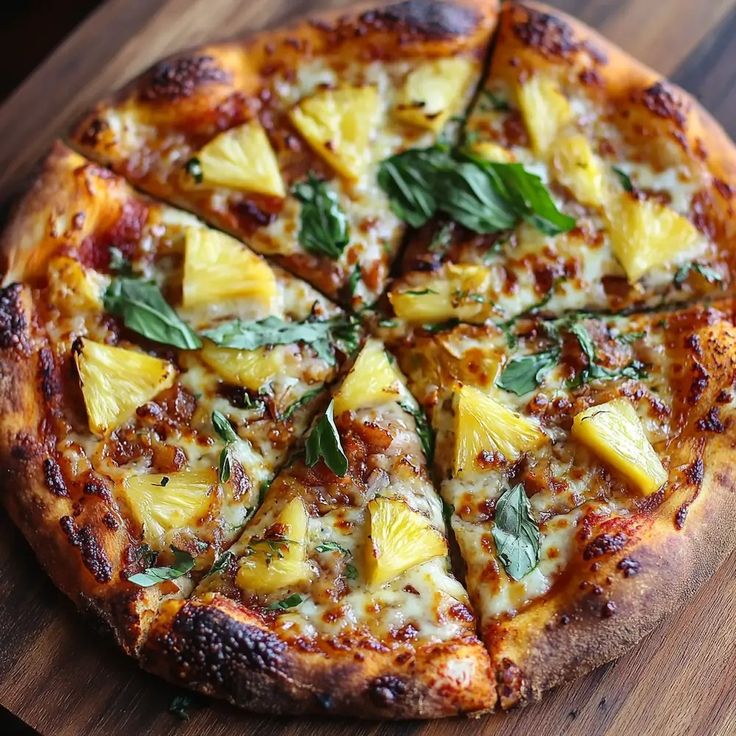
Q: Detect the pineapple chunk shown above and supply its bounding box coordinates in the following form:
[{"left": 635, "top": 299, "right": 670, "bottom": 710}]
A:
[
  {"left": 454, "top": 385, "right": 546, "bottom": 475},
  {"left": 571, "top": 399, "right": 667, "bottom": 495},
  {"left": 333, "top": 339, "right": 404, "bottom": 414},
  {"left": 550, "top": 134, "right": 607, "bottom": 207},
  {"left": 289, "top": 85, "right": 379, "bottom": 180},
  {"left": 394, "top": 58, "right": 475, "bottom": 131},
  {"left": 75, "top": 339, "right": 176, "bottom": 435},
  {"left": 47, "top": 256, "right": 106, "bottom": 314},
  {"left": 472, "top": 141, "right": 514, "bottom": 163},
  {"left": 120, "top": 469, "right": 216, "bottom": 545},
  {"left": 365, "top": 497, "right": 447, "bottom": 587},
  {"left": 606, "top": 193, "right": 701, "bottom": 282},
  {"left": 517, "top": 75, "right": 572, "bottom": 155},
  {"left": 389, "top": 264, "right": 491, "bottom": 324},
  {"left": 197, "top": 120, "right": 285, "bottom": 197},
  {"left": 236, "top": 497, "right": 310, "bottom": 594},
  {"left": 182, "top": 227, "right": 277, "bottom": 308},
  {"left": 200, "top": 342, "right": 294, "bottom": 392}
]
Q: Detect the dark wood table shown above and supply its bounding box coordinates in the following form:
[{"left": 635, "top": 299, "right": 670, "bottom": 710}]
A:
[{"left": 1, "top": 2, "right": 735, "bottom": 735}]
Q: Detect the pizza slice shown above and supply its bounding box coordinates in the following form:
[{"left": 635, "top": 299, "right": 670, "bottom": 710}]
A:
[
  {"left": 140, "top": 338, "right": 494, "bottom": 717},
  {"left": 388, "top": 300, "right": 736, "bottom": 707},
  {"left": 0, "top": 142, "right": 359, "bottom": 652},
  {"left": 383, "top": 1, "right": 736, "bottom": 328},
  {"left": 70, "top": 0, "right": 498, "bottom": 309}
]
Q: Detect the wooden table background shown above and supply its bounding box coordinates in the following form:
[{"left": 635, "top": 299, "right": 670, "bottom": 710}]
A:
[{"left": 1, "top": 1, "right": 735, "bottom": 734}]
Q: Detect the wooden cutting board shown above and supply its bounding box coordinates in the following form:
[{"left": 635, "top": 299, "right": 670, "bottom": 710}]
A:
[{"left": 1, "top": 1, "right": 735, "bottom": 734}]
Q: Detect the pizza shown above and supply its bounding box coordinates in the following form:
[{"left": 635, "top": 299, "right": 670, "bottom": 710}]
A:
[{"left": 1, "top": 0, "right": 735, "bottom": 721}]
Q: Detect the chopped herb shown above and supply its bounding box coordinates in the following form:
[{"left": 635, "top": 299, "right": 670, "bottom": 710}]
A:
[
  {"left": 399, "top": 401, "right": 435, "bottom": 464},
  {"left": 154, "top": 476, "right": 170, "bottom": 487},
  {"left": 305, "top": 400, "right": 348, "bottom": 476},
  {"left": 212, "top": 410, "right": 239, "bottom": 483},
  {"left": 404, "top": 288, "right": 438, "bottom": 296},
  {"left": 344, "top": 563, "right": 358, "bottom": 580},
  {"left": 428, "top": 221, "right": 454, "bottom": 255},
  {"left": 202, "top": 315, "right": 360, "bottom": 366},
  {"left": 422, "top": 318, "right": 460, "bottom": 334},
  {"left": 378, "top": 318, "right": 399, "bottom": 329},
  {"left": 281, "top": 387, "right": 323, "bottom": 421},
  {"left": 492, "top": 484, "right": 540, "bottom": 581},
  {"left": 673, "top": 262, "right": 723, "bottom": 289},
  {"left": 208, "top": 551, "right": 235, "bottom": 576},
  {"left": 497, "top": 349, "right": 560, "bottom": 396},
  {"left": 185, "top": 157, "right": 203, "bottom": 184},
  {"left": 479, "top": 90, "right": 511, "bottom": 112},
  {"left": 347, "top": 264, "right": 362, "bottom": 296},
  {"left": 128, "top": 547, "right": 194, "bottom": 587},
  {"left": 246, "top": 537, "right": 295, "bottom": 562},
  {"left": 169, "top": 693, "right": 196, "bottom": 721},
  {"left": 133, "top": 543, "right": 157, "bottom": 568},
  {"left": 104, "top": 276, "right": 201, "bottom": 349},
  {"left": 108, "top": 246, "right": 134, "bottom": 276},
  {"left": 617, "top": 331, "right": 646, "bottom": 345},
  {"left": 315, "top": 541, "right": 350, "bottom": 555},
  {"left": 266, "top": 593, "right": 303, "bottom": 611},
  {"left": 612, "top": 166, "right": 634, "bottom": 193},
  {"left": 441, "top": 499, "right": 455, "bottom": 527},
  {"left": 293, "top": 173, "right": 350, "bottom": 259}
]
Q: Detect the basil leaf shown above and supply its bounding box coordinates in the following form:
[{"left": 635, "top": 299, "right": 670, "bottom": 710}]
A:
[
  {"left": 259, "top": 480, "right": 271, "bottom": 505},
  {"left": 497, "top": 349, "right": 559, "bottom": 396},
  {"left": 128, "top": 547, "right": 194, "bottom": 587},
  {"left": 208, "top": 551, "right": 235, "bottom": 576},
  {"left": 404, "top": 288, "right": 438, "bottom": 296},
  {"left": 673, "top": 262, "right": 723, "bottom": 289},
  {"left": 202, "top": 315, "right": 360, "bottom": 366},
  {"left": 305, "top": 400, "right": 348, "bottom": 476},
  {"left": 347, "top": 264, "right": 362, "bottom": 295},
  {"left": 266, "top": 593, "right": 303, "bottom": 610},
  {"left": 169, "top": 693, "right": 196, "bottom": 721},
  {"left": 344, "top": 563, "right": 358, "bottom": 580},
  {"left": 212, "top": 410, "right": 239, "bottom": 483},
  {"left": 315, "top": 541, "right": 350, "bottom": 554},
  {"left": 428, "top": 221, "right": 454, "bottom": 255},
  {"left": 293, "top": 174, "right": 350, "bottom": 259},
  {"left": 104, "top": 277, "right": 201, "bottom": 349},
  {"left": 399, "top": 401, "right": 435, "bottom": 464},
  {"left": 442, "top": 499, "right": 455, "bottom": 527},
  {"left": 479, "top": 90, "right": 510, "bottom": 112},
  {"left": 612, "top": 166, "right": 634, "bottom": 192},
  {"left": 281, "top": 387, "right": 323, "bottom": 421},
  {"left": 492, "top": 484, "right": 540, "bottom": 581},
  {"left": 108, "top": 247, "right": 134, "bottom": 276}
]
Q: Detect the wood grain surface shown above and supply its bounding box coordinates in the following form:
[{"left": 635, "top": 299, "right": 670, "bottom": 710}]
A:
[{"left": 1, "top": 1, "right": 735, "bottom": 735}]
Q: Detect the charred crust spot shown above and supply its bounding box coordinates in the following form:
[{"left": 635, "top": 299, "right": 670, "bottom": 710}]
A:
[
  {"left": 638, "top": 82, "right": 687, "bottom": 128},
  {"left": 59, "top": 516, "right": 113, "bottom": 583},
  {"left": 617, "top": 557, "right": 641, "bottom": 577},
  {"left": 685, "top": 457, "right": 704, "bottom": 486},
  {"left": 38, "top": 347, "right": 61, "bottom": 402},
  {"left": 601, "top": 600, "right": 617, "bottom": 618},
  {"left": 583, "top": 532, "right": 628, "bottom": 560},
  {"left": 315, "top": 692, "right": 334, "bottom": 711},
  {"left": 160, "top": 604, "right": 286, "bottom": 691},
  {"left": 697, "top": 407, "right": 724, "bottom": 433},
  {"left": 363, "top": 0, "right": 480, "bottom": 38},
  {"left": 43, "top": 458, "right": 69, "bottom": 497},
  {"left": 513, "top": 7, "right": 580, "bottom": 58},
  {"left": 496, "top": 657, "right": 524, "bottom": 708},
  {"left": 675, "top": 504, "right": 689, "bottom": 529},
  {"left": 84, "top": 478, "right": 113, "bottom": 503},
  {"left": 78, "top": 117, "right": 109, "bottom": 147},
  {"left": 139, "top": 55, "right": 230, "bottom": 102},
  {"left": 102, "top": 512, "right": 119, "bottom": 530},
  {"left": 689, "top": 363, "right": 709, "bottom": 405},
  {"left": 0, "top": 284, "right": 29, "bottom": 353},
  {"left": 368, "top": 675, "right": 408, "bottom": 707}
]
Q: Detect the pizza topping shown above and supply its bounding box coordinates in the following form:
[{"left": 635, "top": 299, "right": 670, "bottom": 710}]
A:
[
  {"left": 571, "top": 399, "right": 667, "bottom": 495},
  {"left": 333, "top": 339, "right": 403, "bottom": 414},
  {"left": 104, "top": 276, "right": 202, "bottom": 349},
  {"left": 182, "top": 227, "right": 277, "bottom": 308},
  {"left": 453, "top": 385, "right": 546, "bottom": 475},
  {"left": 47, "top": 256, "right": 107, "bottom": 314},
  {"left": 398, "top": 401, "right": 435, "bottom": 464},
  {"left": 74, "top": 339, "right": 176, "bottom": 435},
  {"left": 394, "top": 58, "right": 476, "bottom": 131},
  {"left": 201, "top": 343, "right": 300, "bottom": 393},
  {"left": 211, "top": 410, "right": 240, "bottom": 483},
  {"left": 364, "top": 497, "right": 447, "bottom": 588},
  {"left": 120, "top": 469, "right": 216, "bottom": 547},
  {"left": 292, "top": 174, "right": 350, "bottom": 259},
  {"left": 288, "top": 85, "right": 380, "bottom": 180},
  {"left": 491, "top": 484, "right": 541, "bottom": 581},
  {"left": 305, "top": 400, "right": 348, "bottom": 476},
  {"left": 673, "top": 262, "right": 724, "bottom": 289},
  {"left": 128, "top": 546, "right": 195, "bottom": 587},
  {"left": 196, "top": 120, "right": 285, "bottom": 197},
  {"left": 516, "top": 75, "right": 572, "bottom": 156},
  {"left": 549, "top": 134, "right": 607, "bottom": 208},
  {"left": 235, "top": 497, "right": 310, "bottom": 595}
]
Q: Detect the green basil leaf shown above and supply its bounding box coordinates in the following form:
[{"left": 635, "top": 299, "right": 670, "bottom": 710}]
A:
[
  {"left": 673, "top": 262, "right": 723, "bottom": 289},
  {"left": 612, "top": 166, "right": 634, "bottom": 192},
  {"left": 202, "top": 315, "right": 360, "bottom": 366},
  {"left": 208, "top": 551, "right": 235, "bottom": 576},
  {"left": 281, "top": 387, "right": 323, "bottom": 421},
  {"left": 305, "top": 400, "right": 348, "bottom": 476},
  {"left": 108, "top": 247, "right": 134, "bottom": 276},
  {"left": 491, "top": 484, "right": 540, "bottom": 581},
  {"left": 212, "top": 410, "right": 239, "bottom": 444},
  {"left": 403, "top": 288, "right": 438, "bottom": 296},
  {"left": 441, "top": 499, "right": 455, "bottom": 528},
  {"left": 128, "top": 547, "right": 194, "bottom": 587},
  {"left": 399, "top": 401, "right": 435, "bottom": 465},
  {"left": 293, "top": 173, "right": 350, "bottom": 259},
  {"left": 259, "top": 480, "right": 271, "bottom": 505},
  {"left": 266, "top": 593, "right": 303, "bottom": 611},
  {"left": 497, "top": 349, "right": 559, "bottom": 396},
  {"left": 315, "top": 541, "right": 350, "bottom": 554},
  {"left": 479, "top": 90, "right": 511, "bottom": 112},
  {"left": 428, "top": 221, "right": 454, "bottom": 255},
  {"left": 344, "top": 563, "right": 358, "bottom": 580},
  {"left": 169, "top": 693, "right": 197, "bottom": 721},
  {"left": 104, "top": 277, "right": 201, "bottom": 349},
  {"left": 347, "top": 264, "right": 362, "bottom": 295}
]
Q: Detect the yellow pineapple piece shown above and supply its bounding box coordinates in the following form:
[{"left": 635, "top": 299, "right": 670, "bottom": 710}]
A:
[
  {"left": 197, "top": 120, "right": 285, "bottom": 197},
  {"left": 454, "top": 385, "right": 546, "bottom": 475},
  {"left": 571, "top": 399, "right": 667, "bottom": 495},
  {"left": 606, "top": 193, "right": 701, "bottom": 282},
  {"left": 550, "top": 134, "right": 607, "bottom": 207},
  {"left": 182, "top": 227, "right": 277, "bottom": 308},
  {"left": 333, "top": 339, "right": 404, "bottom": 414},
  {"left": 389, "top": 264, "right": 491, "bottom": 324},
  {"left": 236, "top": 497, "right": 310, "bottom": 594},
  {"left": 75, "top": 339, "right": 176, "bottom": 435},
  {"left": 289, "top": 85, "right": 379, "bottom": 180},
  {"left": 517, "top": 75, "right": 572, "bottom": 155},
  {"left": 365, "top": 497, "right": 447, "bottom": 587},
  {"left": 394, "top": 58, "right": 475, "bottom": 131},
  {"left": 47, "top": 256, "right": 107, "bottom": 314},
  {"left": 200, "top": 342, "right": 294, "bottom": 392},
  {"left": 472, "top": 141, "right": 514, "bottom": 163},
  {"left": 120, "top": 469, "right": 216, "bottom": 545}
]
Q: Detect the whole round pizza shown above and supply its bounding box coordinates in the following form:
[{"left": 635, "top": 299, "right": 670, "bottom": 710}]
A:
[{"left": 1, "top": 0, "right": 735, "bottom": 720}]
